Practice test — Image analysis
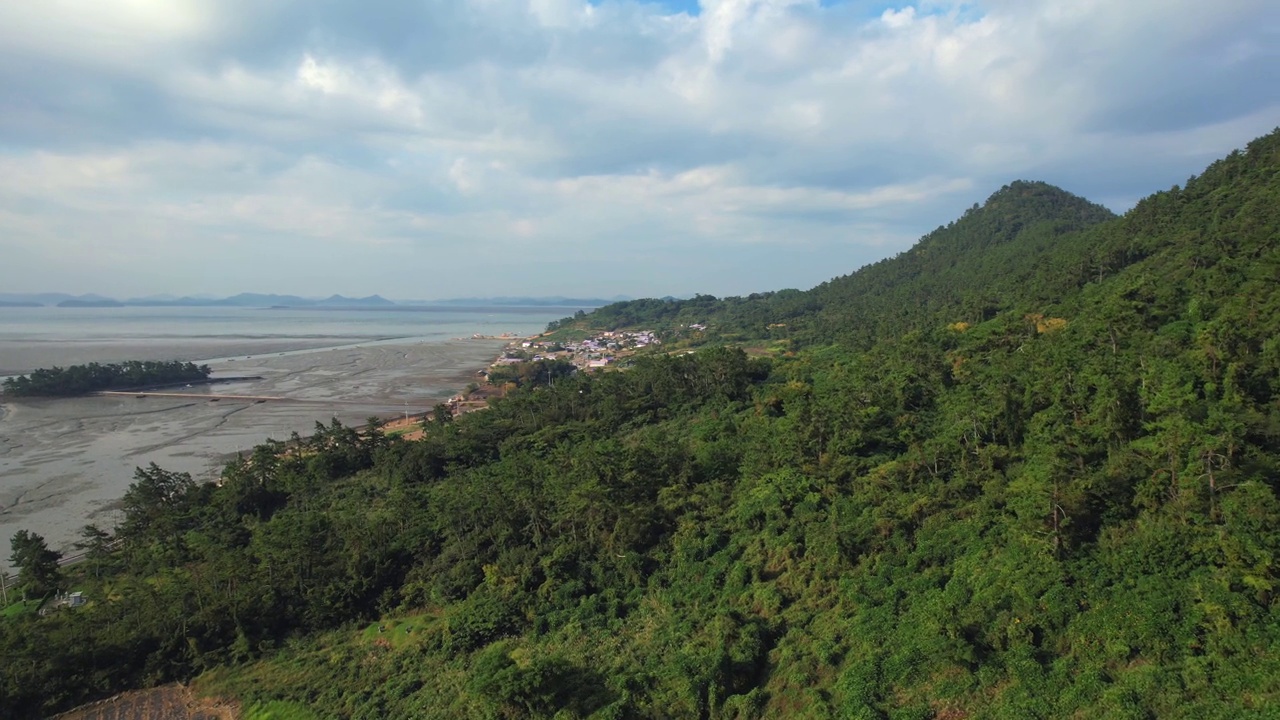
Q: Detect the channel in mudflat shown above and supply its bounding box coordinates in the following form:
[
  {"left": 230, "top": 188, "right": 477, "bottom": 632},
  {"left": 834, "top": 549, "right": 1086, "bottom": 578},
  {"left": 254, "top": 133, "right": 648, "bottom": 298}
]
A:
[{"left": 0, "top": 338, "right": 509, "bottom": 572}]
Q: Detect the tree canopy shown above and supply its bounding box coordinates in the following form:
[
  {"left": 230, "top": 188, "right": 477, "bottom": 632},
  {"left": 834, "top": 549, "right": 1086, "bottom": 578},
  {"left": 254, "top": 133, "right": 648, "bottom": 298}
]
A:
[
  {"left": 8, "top": 531, "right": 62, "bottom": 601},
  {"left": 2, "top": 360, "right": 211, "bottom": 397}
]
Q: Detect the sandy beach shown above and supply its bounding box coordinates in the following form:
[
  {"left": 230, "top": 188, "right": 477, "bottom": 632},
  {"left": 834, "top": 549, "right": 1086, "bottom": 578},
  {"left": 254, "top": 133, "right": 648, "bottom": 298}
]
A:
[{"left": 0, "top": 338, "right": 509, "bottom": 571}]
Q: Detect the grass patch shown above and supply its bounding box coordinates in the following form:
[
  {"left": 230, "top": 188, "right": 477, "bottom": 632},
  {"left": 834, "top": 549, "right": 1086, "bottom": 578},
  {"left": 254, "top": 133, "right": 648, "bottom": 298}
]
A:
[
  {"left": 195, "top": 611, "right": 457, "bottom": 717},
  {"left": 1, "top": 599, "right": 40, "bottom": 620},
  {"left": 243, "top": 700, "right": 322, "bottom": 720},
  {"left": 359, "top": 613, "right": 441, "bottom": 651},
  {"left": 540, "top": 326, "right": 593, "bottom": 343}
]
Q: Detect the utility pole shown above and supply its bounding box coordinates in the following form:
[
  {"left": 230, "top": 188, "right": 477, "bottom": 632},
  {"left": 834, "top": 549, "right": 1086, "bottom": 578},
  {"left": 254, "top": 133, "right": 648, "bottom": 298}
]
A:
[{"left": 1, "top": 570, "right": 8, "bottom": 605}]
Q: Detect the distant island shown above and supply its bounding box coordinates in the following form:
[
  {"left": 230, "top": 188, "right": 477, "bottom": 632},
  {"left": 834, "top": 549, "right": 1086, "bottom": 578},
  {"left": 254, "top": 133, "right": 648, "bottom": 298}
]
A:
[
  {"left": 404, "top": 295, "right": 634, "bottom": 307},
  {"left": 0, "top": 292, "right": 625, "bottom": 309},
  {"left": 56, "top": 299, "right": 125, "bottom": 308},
  {"left": 1, "top": 360, "right": 211, "bottom": 397}
]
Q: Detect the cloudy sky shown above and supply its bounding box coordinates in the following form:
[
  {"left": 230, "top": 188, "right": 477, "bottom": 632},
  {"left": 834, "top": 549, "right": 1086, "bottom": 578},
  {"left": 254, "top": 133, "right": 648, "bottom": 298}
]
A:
[{"left": 0, "top": 0, "right": 1276, "bottom": 300}]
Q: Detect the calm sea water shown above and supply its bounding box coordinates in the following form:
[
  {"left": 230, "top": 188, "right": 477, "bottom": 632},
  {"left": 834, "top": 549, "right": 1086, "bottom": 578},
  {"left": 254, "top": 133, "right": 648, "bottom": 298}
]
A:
[
  {"left": 0, "top": 305, "right": 575, "bottom": 376},
  {"left": 0, "top": 306, "right": 571, "bottom": 343}
]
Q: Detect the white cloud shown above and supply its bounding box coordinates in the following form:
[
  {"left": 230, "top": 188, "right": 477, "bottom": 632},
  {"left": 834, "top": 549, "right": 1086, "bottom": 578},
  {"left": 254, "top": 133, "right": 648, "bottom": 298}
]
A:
[
  {"left": 0, "top": 0, "right": 1276, "bottom": 297},
  {"left": 0, "top": 0, "right": 215, "bottom": 74},
  {"left": 881, "top": 7, "right": 916, "bottom": 30}
]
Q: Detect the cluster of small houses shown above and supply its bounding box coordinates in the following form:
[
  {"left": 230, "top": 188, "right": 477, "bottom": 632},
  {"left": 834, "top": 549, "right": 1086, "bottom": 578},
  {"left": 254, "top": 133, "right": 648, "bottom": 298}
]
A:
[
  {"left": 442, "top": 330, "right": 664, "bottom": 413},
  {"left": 445, "top": 328, "right": 699, "bottom": 413},
  {"left": 497, "top": 329, "right": 660, "bottom": 370}
]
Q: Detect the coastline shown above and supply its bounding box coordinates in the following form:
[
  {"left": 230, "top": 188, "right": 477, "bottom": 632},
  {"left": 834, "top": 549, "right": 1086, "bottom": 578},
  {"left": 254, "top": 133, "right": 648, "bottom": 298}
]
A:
[
  {"left": 0, "top": 336, "right": 394, "bottom": 378},
  {"left": 0, "top": 337, "right": 516, "bottom": 572}
]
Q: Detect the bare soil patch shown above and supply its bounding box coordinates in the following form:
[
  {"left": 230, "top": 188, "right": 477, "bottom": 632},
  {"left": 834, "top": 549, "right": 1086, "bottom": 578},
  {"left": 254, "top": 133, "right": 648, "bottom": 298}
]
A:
[{"left": 49, "top": 684, "right": 238, "bottom": 720}]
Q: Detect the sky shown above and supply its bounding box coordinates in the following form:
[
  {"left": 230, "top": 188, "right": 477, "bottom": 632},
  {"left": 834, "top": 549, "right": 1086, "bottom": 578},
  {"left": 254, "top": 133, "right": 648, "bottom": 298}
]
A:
[{"left": 0, "top": 0, "right": 1276, "bottom": 300}]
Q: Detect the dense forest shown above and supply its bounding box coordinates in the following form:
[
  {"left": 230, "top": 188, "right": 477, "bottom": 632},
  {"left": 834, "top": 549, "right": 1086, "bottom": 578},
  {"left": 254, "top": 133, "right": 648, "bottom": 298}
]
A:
[
  {"left": 2, "top": 130, "right": 1279, "bottom": 719},
  {"left": 546, "top": 179, "right": 1123, "bottom": 349},
  {"left": 1, "top": 360, "right": 211, "bottom": 397}
]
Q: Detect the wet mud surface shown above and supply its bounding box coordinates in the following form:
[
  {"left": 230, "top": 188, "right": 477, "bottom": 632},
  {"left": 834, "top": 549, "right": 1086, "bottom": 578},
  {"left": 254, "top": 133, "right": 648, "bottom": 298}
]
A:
[{"left": 0, "top": 339, "right": 505, "bottom": 570}]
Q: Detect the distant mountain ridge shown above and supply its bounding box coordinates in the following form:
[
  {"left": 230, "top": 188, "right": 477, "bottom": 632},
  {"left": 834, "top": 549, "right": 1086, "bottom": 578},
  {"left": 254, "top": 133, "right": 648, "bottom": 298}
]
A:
[
  {"left": 125, "top": 293, "right": 395, "bottom": 308},
  {"left": 0, "top": 293, "right": 617, "bottom": 309},
  {"left": 0, "top": 293, "right": 115, "bottom": 306},
  {"left": 402, "top": 295, "right": 631, "bottom": 307},
  {"left": 57, "top": 298, "right": 124, "bottom": 308}
]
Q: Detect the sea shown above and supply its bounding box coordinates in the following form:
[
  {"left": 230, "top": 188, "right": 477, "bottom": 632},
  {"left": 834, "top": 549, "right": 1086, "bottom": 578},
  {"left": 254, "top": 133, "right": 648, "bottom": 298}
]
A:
[
  {"left": 0, "top": 304, "right": 577, "bottom": 571},
  {"left": 0, "top": 305, "right": 573, "bottom": 377}
]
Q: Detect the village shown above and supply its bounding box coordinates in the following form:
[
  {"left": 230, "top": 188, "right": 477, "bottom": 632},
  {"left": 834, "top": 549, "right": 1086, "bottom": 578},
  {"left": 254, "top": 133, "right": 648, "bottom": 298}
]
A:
[
  {"left": 423, "top": 329, "right": 665, "bottom": 422},
  {"left": 498, "top": 328, "right": 661, "bottom": 370}
]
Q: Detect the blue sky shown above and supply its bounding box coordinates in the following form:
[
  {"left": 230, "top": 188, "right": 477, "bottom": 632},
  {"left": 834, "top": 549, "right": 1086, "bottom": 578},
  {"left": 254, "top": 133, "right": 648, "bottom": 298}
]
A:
[
  {"left": 0, "top": 0, "right": 1276, "bottom": 300},
  {"left": 644, "top": 0, "right": 704, "bottom": 13},
  {"left": 627, "top": 1, "right": 888, "bottom": 16}
]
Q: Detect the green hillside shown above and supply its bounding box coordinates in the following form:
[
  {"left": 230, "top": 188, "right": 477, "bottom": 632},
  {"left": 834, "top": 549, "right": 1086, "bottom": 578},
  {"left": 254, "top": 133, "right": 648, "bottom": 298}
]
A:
[
  {"left": 547, "top": 180, "right": 1118, "bottom": 348},
  {"left": 4, "top": 131, "right": 1279, "bottom": 719}
]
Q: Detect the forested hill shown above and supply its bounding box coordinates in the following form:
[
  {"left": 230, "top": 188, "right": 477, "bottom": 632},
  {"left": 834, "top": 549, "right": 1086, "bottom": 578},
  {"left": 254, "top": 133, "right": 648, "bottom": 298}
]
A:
[
  {"left": 785, "top": 180, "right": 1118, "bottom": 347},
  {"left": 550, "top": 180, "right": 1117, "bottom": 346},
  {"left": 3, "top": 131, "right": 1279, "bottom": 719}
]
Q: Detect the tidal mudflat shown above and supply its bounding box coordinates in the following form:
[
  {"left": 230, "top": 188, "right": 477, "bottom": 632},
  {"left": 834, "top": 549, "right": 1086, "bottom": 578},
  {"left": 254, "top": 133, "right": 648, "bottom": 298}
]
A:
[{"left": 0, "top": 339, "right": 508, "bottom": 570}]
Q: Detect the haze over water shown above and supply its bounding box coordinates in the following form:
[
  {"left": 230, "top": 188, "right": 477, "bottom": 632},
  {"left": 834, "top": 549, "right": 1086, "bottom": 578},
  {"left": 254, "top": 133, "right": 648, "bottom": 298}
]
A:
[
  {"left": 0, "top": 305, "right": 566, "bottom": 376},
  {"left": 0, "top": 305, "right": 572, "bottom": 572}
]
